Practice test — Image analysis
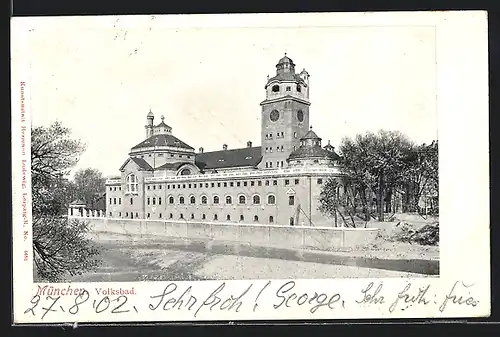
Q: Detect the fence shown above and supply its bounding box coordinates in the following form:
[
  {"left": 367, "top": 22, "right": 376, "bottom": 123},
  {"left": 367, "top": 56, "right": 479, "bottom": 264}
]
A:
[{"left": 70, "top": 216, "right": 379, "bottom": 251}]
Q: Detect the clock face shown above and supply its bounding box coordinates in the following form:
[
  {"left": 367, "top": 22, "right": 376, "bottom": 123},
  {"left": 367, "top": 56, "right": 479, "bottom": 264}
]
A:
[
  {"left": 270, "top": 110, "right": 280, "bottom": 122},
  {"left": 297, "top": 110, "right": 304, "bottom": 122}
]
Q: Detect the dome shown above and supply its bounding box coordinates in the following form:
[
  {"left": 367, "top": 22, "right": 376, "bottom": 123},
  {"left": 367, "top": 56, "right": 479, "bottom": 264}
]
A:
[
  {"left": 277, "top": 54, "right": 295, "bottom": 67},
  {"left": 301, "top": 129, "right": 321, "bottom": 141},
  {"left": 147, "top": 110, "right": 154, "bottom": 118}
]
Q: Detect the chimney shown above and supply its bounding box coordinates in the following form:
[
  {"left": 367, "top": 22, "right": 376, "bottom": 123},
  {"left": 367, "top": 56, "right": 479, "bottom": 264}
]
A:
[
  {"left": 199, "top": 147, "right": 204, "bottom": 153},
  {"left": 247, "top": 141, "right": 252, "bottom": 148},
  {"left": 223, "top": 144, "right": 228, "bottom": 151}
]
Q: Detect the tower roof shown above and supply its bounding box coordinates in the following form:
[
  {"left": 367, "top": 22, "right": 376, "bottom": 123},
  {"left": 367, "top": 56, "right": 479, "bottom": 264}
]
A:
[
  {"left": 300, "top": 126, "right": 321, "bottom": 141},
  {"left": 147, "top": 109, "right": 154, "bottom": 118},
  {"left": 277, "top": 54, "right": 295, "bottom": 66}
]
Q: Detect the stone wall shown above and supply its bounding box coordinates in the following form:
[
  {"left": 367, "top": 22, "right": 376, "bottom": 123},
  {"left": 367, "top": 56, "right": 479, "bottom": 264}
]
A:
[{"left": 73, "top": 216, "right": 379, "bottom": 251}]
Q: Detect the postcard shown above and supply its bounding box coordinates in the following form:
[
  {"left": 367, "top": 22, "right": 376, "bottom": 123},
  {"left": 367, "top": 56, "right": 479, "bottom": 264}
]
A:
[{"left": 11, "top": 11, "right": 490, "bottom": 323}]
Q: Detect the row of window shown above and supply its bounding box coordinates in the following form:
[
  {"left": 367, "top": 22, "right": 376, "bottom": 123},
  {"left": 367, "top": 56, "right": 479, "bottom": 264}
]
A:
[
  {"left": 139, "top": 153, "right": 192, "bottom": 159},
  {"left": 109, "top": 211, "right": 279, "bottom": 223},
  {"left": 117, "top": 173, "right": 322, "bottom": 193},
  {"left": 264, "top": 132, "right": 300, "bottom": 139},
  {"left": 265, "top": 161, "right": 285, "bottom": 168},
  {"left": 271, "top": 84, "right": 301, "bottom": 93},
  {"left": 111, "top": 177, "right": 325, "bottom": 195},
  {"left": 265, "top": 146, "right": 285, "bottom": 153}
]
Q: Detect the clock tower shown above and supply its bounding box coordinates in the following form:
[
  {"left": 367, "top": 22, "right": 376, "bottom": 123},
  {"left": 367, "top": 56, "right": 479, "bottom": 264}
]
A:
[{"left": 259, "top": 54, "right": 311, "bottom": 169}]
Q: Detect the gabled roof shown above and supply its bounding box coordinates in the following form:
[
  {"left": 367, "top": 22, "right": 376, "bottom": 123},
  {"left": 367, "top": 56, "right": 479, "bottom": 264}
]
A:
[
  {"left": 195, "top": 146, "right": 262, "bottom": 170},
  {"left": 70, "top": 199, "right": 86, "bottom": 206},
  {"left": 131, "top": 134, "right": 194, "bottom": 151},
  {"left": 119, "top": 157, "right": 153, "bottom": 171}
]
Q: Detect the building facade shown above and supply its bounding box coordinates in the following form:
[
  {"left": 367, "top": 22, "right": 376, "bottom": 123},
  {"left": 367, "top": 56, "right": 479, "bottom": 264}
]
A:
[{"left": 105, "top": 55, "right": 344, "bottom": 227}]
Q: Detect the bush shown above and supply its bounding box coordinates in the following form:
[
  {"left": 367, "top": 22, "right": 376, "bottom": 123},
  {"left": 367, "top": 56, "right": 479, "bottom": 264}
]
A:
[{"left": 392, "top": 222, "right": 439, "bottom": 246}]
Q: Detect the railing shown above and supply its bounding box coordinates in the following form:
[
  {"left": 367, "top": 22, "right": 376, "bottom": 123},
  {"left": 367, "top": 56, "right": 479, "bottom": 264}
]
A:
[{"left": 144, "top": 166, "right": 342, "bottom": 183}]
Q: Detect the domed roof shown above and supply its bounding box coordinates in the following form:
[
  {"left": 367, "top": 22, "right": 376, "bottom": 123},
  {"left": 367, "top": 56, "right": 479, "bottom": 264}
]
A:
[
  {"left": 300, "top": 127, "right": 321, "bottom": 140},
  {"left": 288, "top": 146, "right": 331, "bottom": 160},
  {"left": 147, "top": 109, "right": 154, "bottom": 118},
  {"left": 277, "top": 53, "right": 295, "bottom": 66}
]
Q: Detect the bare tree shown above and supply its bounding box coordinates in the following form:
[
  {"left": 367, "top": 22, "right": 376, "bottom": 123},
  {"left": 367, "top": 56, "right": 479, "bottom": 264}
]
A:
[{"left": 31, "top": 121, "right": 101, "bottom": 282}]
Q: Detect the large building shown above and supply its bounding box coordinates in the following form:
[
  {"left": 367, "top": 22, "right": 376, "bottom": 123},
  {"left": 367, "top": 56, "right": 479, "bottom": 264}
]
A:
[{"left": 105, "top": 55, "right": 345, "bottom": 227}]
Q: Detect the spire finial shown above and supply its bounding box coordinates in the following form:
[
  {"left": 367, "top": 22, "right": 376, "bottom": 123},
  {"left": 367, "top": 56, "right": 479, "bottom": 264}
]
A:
[
  {"left": 161, "top": 115, "right": 165, "bottom": 121},
  {"left": 310, "top": 125, "right": 313, "bottom": 130},
  {"left": 328, "top": 140, "right": 331, "bottom": 145}
]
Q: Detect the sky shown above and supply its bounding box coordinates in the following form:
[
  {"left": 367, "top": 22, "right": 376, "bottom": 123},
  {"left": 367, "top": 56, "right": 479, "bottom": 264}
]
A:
[{"left": 19, "top": 14, "right": 437, "bottom": 178}]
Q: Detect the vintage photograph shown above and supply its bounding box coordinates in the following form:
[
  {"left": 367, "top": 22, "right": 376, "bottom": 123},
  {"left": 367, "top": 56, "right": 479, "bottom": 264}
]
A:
[
  {"left": 12, "top": 12, "right": 490, "bottom": 322},
  {"left": 28, "top": 17, "right": 439, "bottom": 284}
]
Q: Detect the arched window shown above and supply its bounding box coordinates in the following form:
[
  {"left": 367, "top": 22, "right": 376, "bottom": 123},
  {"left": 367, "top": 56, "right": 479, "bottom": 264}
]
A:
[
  {"left": 269, "top": 216, "right": 274, "bottom": 223},
  {"left": 126, "top": 174, "right": 138, "bottom": 193},
  {"left": 240, "top": 214, "right": 244, "bottom": 221},
  {"left": 272, "top": 85, "right": 279, "bottom": 92},
  {"left": 213, "top": 214, "right": 218, "bottom": 221},
  {"left": 169, "top": 213, "right": 173, "bottom": 219},
  {"left": 180, "top": 168, "right": 191, "bottom": 175},
  {"left": 238, "top": 195, "right": 246, "bottom": 204},
  {"left": 252, "top": 195, "right": 261, "bottom": 205},
  {"left": 180, "top": 213, "right": 184, "bottom": 219},
  {"left": 201, "top": 196, "right": 208, "bottom": 204},
  {"left": 213, "top": 196, "right": 220, "bottom": 204},
  {"left": 190, "top": 213, "right": 195, "bottom": 219},
  {"left": 226, "top": 214, "right": 231, "bottom": 221},
  {"left": 169, "top": 196, "right": 174, "bottom": 204},
  {"left": 225, "top": 196, "right": 232, "bottom": 204},
  {"left": 202, "top": 213, "right": 206, "bottom": 220},
  {"left": 289, "top": 217, "right": 294, "bottom": 226},
  {"left": 179, "top": 196, "right": 185, "bottom": 204},
  {"left": 267, "top": 194, "right": 276, "bottom": 205},
  {"left": 254, "top": 215, "right": 259, "bottom": 222},
  {"left": 190, "top": 196, "right": 196, "bottom": 204}
]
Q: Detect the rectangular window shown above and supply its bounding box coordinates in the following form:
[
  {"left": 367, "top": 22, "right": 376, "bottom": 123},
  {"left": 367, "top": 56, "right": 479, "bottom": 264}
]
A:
[
  {"left": 265, "top": 180, "right": 269, "bottom": 186},
  {"left": 109, "top": 198, "right": 112, "bottom": 204},
  {"left": 177, "top": 184, "right": 181, "bottom": 189},
  {"left": 251, "top": 181, "right": 255, "bottom": 186},
  {"left": 317, "top": 178, "right": 323, "bottom": 184},
  {"left": 285, "top": 179, "right": 289, "bottom": 186},
  {"left": 130, "top": 198, "right": 133, "bottom": 205},
  {"left": 211, "top": 183, "right": 215, "bottom": 187},
  {"left": 152, "top": 198, "right": 156, "bottom": 205},
  {"left": 153, "top": 185, "right": 156, "bottom": 190},
  {"left": 289, "top": 196, "right": 295, "bottom": 205},
  {"left": 265, "top": 162, "right": 268, "bottom": 168},
  {"left": 224, "top": 182, "right": 227, "bottom": 187},
  {"left": 147, "top": 186, "right": 150, "bottom": 190},
  {"left": 159, "top": 185, "right": 162, "bottom": 189},
  {"left": 237, "top": 182, "right": 240, "bottom": 187},
  {"left": 183, "top": 184, "right": 186, "bottom": 188},
  {"left": 119, "top": 198, "right": 121, "bottom": 204},
  {"left": 243, "top": 181, "right": 247, "bottom": 187},
  {"left": 258, "top": 181, "right": 262, "bottom": 186},
  {"left": 172, "top": 185, "right": 175, "bottom": 189},
  {"left": 295, "top": 179, "right": 299, "bottom": 185},
  {"left": 168, "top": 185, "right": 170, "bottom": 189},
  {"left": 269, "top": 162, "right": 273, "bottom": 168},
  {"left": 273, "top": 180, "right": 278, "bottom": 186},
  {"left": 276, "top": 161, "right": 279, "bottom": 168},
  {"left": 217, "top": 182, "right": 221, "bottom": 187},
  {"left": 230, "top": 182, "right": 234, "bottom": 187},
  {"left": 158, "top": 197, "right": 162, "bottom": 205},
  {"left": 194, "top": 183, "right": 197, "bottom": 188},
  {"left": 281, "top": 161, "right": 284, "bottom": 167},
  {"left": 113, "top": 198, "right": 116, "bottom": 205},
  {"left": 205, "top": 183, "right": 209, "bottom": 188},
  {"left": 189, "top": 183, "right": 192, "bottom": 188},
  {"left": 147, "top": 197, "right": 150, "bottom": 205}
]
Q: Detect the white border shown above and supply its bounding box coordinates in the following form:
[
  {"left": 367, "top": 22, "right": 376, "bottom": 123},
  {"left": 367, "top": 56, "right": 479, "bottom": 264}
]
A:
[{"left": 11, "top": 11, "right": 490, "bottom": 323}]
